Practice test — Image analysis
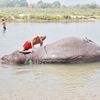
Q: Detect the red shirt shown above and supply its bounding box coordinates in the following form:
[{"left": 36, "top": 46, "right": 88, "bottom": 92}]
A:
[{"left": 23, "top": 41, "right": 32, "bottom": 50}]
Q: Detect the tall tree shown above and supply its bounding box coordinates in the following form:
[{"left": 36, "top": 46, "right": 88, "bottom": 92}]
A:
[
  {"left": 51, "top": 1, "right": 61, "bottom": 8},
  {"left": 37, "top": 0, "right": 44, "bottom": 8},
  {"left": 18, "top": 0, "right": 28, "bottom": 7}
]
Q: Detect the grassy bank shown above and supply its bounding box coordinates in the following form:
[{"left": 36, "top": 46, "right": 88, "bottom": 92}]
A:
[{"left": 0, "top": 7, "right": 100, "bottom": 22}]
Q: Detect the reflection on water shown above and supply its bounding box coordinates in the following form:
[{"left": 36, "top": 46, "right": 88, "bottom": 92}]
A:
[{"left": 0, "top": 63, "right": 100, "bottom": 100}]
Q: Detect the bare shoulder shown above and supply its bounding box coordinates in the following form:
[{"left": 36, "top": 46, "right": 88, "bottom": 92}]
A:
[{"left": 36, "top": 36, "right": 40, "bottom": 38}]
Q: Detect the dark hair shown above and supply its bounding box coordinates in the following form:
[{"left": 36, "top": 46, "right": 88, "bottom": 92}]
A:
[
  {"left": 42, "top": 36, "right": 46, "bottom": 40},
  {"left": 2, "top": 19, "right": 5, "bottom": 21}
]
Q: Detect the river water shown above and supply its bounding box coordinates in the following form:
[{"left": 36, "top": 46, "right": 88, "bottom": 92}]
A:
[{"left": 0, "top": 22, "right": 100, "bottom": 100}]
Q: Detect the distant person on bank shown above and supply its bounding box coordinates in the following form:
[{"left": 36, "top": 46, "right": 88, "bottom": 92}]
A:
[{"left": 1, "top": 18, "right": 6, "bottom": 33}]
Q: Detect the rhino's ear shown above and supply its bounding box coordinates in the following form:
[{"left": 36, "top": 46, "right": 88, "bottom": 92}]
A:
[{"left": 11, "top": 53, "right": 26, "bottom": 64}]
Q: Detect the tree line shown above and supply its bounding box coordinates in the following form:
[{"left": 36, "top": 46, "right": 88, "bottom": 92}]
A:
[
  {"left": 74, "top": 3, "right": 100, "bottom": 9},
  {"left": 0, "top": 0, "right": 62, "bottom": 8},
  {"left": 0, "top": 0, "right": 100, "bottom": 9},
  {"left": 0, "top": 0, "right": 28, "bottom": 7}
]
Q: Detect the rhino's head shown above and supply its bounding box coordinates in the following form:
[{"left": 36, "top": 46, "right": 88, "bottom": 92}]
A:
[{"left": 0, "top": 51, "right": 26, "bottom": 65}]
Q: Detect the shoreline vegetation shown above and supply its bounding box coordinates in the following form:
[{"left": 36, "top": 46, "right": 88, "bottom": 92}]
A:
[{"left": 0, "top": 8, "right": 100, "bottom": 23}]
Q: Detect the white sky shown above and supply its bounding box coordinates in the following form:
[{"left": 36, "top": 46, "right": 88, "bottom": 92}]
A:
[{"left": 27, "top": 0, "right": 100, "bottom": 5}]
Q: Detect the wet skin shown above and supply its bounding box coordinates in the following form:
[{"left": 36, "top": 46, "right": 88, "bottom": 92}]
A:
[{"left": 1, "top": 37, "right": 100, "bottom": 65}]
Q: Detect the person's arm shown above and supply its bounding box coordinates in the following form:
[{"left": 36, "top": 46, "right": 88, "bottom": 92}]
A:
[
  {"left": 31, "top": 40, "right": 33, "bottom": 48},
  {"left": 30, "top": 39, "right": 34, "bottom": 52},
  {"left": 39, "top": 38, "right": 43, "bottom": 46},
  {"left": 1, "top": 22, "right": 4, "bottom": 25}
]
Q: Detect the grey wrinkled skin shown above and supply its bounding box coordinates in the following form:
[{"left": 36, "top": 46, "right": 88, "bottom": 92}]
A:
[{"left": 1, "top": 37, "right": 100, "bottom": 65}]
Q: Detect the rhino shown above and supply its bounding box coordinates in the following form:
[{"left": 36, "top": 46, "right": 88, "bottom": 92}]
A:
[{"left": 1, "top": 37, "right": 100, "bottom": 65}]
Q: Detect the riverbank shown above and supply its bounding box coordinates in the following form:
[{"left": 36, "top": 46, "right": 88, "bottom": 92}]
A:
[{"left": 0, "top": 7, "right": 100, "bottom": 23}]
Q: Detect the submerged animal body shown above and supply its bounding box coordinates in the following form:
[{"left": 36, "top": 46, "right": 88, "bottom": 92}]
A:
[{"left": 1, "top": 37, "right": 100, "bottom": 65}]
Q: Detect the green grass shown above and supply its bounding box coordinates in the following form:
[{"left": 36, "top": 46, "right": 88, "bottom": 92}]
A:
[{"left": 0, "top": 7, "right": 100, "bottom": 22}]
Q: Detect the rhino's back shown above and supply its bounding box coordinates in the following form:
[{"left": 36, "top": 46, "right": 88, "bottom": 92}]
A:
[{"left": 44, "top": 37, "right": 100, "bottom": 59}]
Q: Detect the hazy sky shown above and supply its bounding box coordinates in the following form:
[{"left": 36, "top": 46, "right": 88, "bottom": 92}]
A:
[{"left": 27, "top": 0, "right": 100, "bottom": 5}]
